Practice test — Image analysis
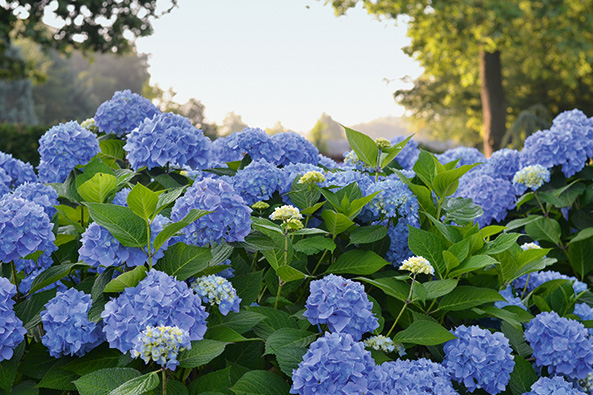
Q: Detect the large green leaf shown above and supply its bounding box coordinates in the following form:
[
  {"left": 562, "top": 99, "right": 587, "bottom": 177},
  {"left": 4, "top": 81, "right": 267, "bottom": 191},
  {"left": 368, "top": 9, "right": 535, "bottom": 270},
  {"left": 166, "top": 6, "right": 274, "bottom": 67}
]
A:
[
  {"left": 392, "top": 320, "right": 456, "bottom": 345},
  {"left": 178, "top": 340, "right": 230, "bottom": 368},
  {"left": 153, "top": 208, "right": 211, "bottom": 251},
  {"left": 349, "top": 225, "right": 388, "bottom": 245},
  {"left": 156, "top": 242, "right": 212, "bottom": 281},
  {"left": 408, "top": 226, "right": 447, "bottom": 277},
  {"left": 328, "top": 249, "right": 389, "bottom": 275},
  {"left": 293, "top": 237, "right": 336, "bottom": 255},
  {"left": 343, "top": 125, "right": 378, "bottom": 169},
  {"left": 264, "top": 328, "right": 317, "bottom": 376},
  {"left": 75, "top": 367, "right": 141, "bottom": 395},
  {"left": 103, "top": 266, "right": 147, "bottom": 293},
  {"left": 525, "top": 216, "right": 562, "bottom": 245},
  {"left": 14, "top": 289, "right": 57, "bottom": 330},
  {"left": 29, "top": 263, "right": 89, "bottom": 295},
  {"left": 380, "top": 134, "right": 413, "bottom": 169},
  {"left": 508, "top": 356, "right": 538, "bottom": 395},
  {"left": 423, "top": 279, "right": 458, "bottom": 300},
  {"left": 230, "top": 371, "right": 291, "bottom": 395},
  {"left": 568, "top": 239, "right": 593, "bottom": 279},
  {"left": 108, "top": 371, "right": 159, "bottom": 395},
  {"left": 356, "top": 277, "right": 410, "bottom": 303},
  {"left": 126, "top": 183, "right": 159, "bottom": 220},
  {"left": 448, "top": 254, "right": 498, "bottom": 277},
  {"left": 100, "top": 140, "right": 126, "bottom": 161},
  {"left": 276, "top": 266, "right": 307, "bottom": 283},
  {"left": 442, "top": 197, "right": 483, "bottom": 225},
  {"left": 413, "top": 150, "right": 439, "bottom": 189},
  {"left": 439, "top": 286, "right": 505, "bottom": 311},
  {"left": 85, "top": 203, "right": 147, "bottom": 248},
  {"left": 77, "top": 173, "right": 117, "bottom": 203},
  {"left": 321, "top": 210, "right": 354, "bottom": 236},
  {"left": 433, "top": 164, "right": 480, "bottom": 197}
]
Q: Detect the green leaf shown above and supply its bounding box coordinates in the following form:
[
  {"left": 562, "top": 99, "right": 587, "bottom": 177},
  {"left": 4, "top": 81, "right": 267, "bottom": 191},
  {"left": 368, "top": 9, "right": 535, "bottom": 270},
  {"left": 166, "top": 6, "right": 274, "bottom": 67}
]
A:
[
  {"left": 108, "top": 371, "right": 159, "bottom": 395},
  {"left": 569, "top": 240, "right": 593, "bottom": 278},
  {"left": 321, "top": 210, "right": 354, "bottom": 236},
  {"left": 408, "top": 226, "right": 447, "bottom": 278},
  {"left": 290, "top": 228, "right": 328, "bottom": 236},
  {"left": 442, "top": 197, "right": 483, "bottom": 225},
  {"left": 37, "top": 363, "right": 78, "bottom": 390},
  {"left": 126, "top": 183, "right": 158, "bottom": 220},
  {"left": 423, "top": 279, "right": 458, "bottom": 300},
  {"left": 516, "top": 192, "right": 535, "bottom": 209},
  {"left": 413, "top": 150, "right": 439, "bottom": 189},
  {"left": 156, "top": 242, "right": 212, "bottom": 281},
  {"left": 210, "top": 311, "right": 267, "bottom": 335},
  {"left": 251, "top": 217, "right": 284, "bottom": 235},
  {"left": 276, "top": 266, "right": 307, "bottom": 283},
  {"left": 230, "top": 371, "right": 291, "bottom": 395},
  {"left": 483, "top": 233, "right": 523, "bottom": 254},
  {"left": 347, "top": 191, "right": 380, "bottom": 219},
  {"left": 293, "top": 237, "right": 336, "bottom": 255},
  {"left": 392, "top": 320, "right": 456, "bottom": 345},
  {"left": 433, "top": 164, "right": 480, "bottom": 197},
  {"left": 154, "top": 187, "right": 186, "bottom": 216},
  {"left": 205, "top": 327, "right": 255, "bottom": 343},
  {"left": 188, "top": 368, "right": 231, "bottom": 395},
  {"left": 77, "top": 173, "right": 117, "bottom": 203},
  {"left": 29, "top": 263, "right": 89, "bottom": 295},
  {"left": 246, "top": 306, "right": 299, "bottom": 339},
  {"left": 448, "top": 255, "right": 498, "bottom": 277},
  {"left": 357, "top": 277, "right": 410, "bottom": 303},
  {"left": 525, "top": 216, "right": 562, "bottom": 245},
  {"left": 301, "top": 201, "right": 325, "bottom": 215},
  {"left": 570, "top": 227, "right": 593, "bottom": 244},
  {"left": 0, "top": 343, "right": 24, "bottom": 391},
  {"left": 63, "top": 346, "right": 124, "bottom": 376},
  {"left": 343, "top": 125, "right": 378, "bottom": 169},
  {"left": 501, "top": 321, "right": 532, "bottom": 358},
  {"left": 439, "top": 286, "right": 505, "bottom": 311},
  {"left": 178, "top": 340, "right": 229, "bottom": 368},
  {"left": 380, "top": 134, "right": 413, "bottom": 169},
  {"left": 230, "top": 272, "right": 264, "bottom": 307},
  {"left": 100, "top": 140, "right": 126, "bottom": 161},
  {"left": 153, "top": 208, "right": 211, "bottom": 251},
  {"left": 264, "top": 328, "right": 316, "bottom": 376},
  {"left": 14, "top": 289, "right": 57, "bottom": 330},
  {"left": 85, "top": 203, "right": 147, "bottom": 248},
  {"left": 508, "top": 356, "right": 538, "bottom": 395},
  {"left": 349, "top": 225, "right": 388, "bottom": 244},
  {"left": 328, "top": 249, "right": 389, "bottom": 275},
  {"left": 422, "top": 211, "right": 461, "bottom": 243},
  {"left": 103, "top": 266, "right": 147, "bottom": 293},
  {"left": 504, "top": 216, "right": 539, "bottom": 231}
]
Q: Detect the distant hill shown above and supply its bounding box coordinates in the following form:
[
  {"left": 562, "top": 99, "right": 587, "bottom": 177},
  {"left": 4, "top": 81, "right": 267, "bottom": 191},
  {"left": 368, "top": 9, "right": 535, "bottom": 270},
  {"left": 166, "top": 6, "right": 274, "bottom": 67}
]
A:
[{"left": 348, "top": 116, "right": 410, "bottom": 140}]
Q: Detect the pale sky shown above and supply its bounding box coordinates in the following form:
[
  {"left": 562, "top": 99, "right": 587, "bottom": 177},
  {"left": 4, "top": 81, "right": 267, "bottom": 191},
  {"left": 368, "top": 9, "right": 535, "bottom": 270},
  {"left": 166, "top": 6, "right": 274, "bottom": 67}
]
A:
[{"left": 134, "top": 0, "right": 421, "bottom": 133}]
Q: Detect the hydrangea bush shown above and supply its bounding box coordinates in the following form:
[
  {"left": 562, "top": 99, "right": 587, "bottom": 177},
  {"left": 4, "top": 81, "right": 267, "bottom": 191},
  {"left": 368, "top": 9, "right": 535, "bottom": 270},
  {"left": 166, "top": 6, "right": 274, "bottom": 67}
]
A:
[{"left": 3, "top": 94, "right": 593, "bottom": 394}]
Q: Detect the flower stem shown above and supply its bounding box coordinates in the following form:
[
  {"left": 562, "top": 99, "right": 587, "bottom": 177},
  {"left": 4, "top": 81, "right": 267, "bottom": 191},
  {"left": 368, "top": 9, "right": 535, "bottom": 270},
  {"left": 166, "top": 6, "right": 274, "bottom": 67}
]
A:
[
  {"left": 386, "top": 274, "right": 416, "bottom": 337},
  {"left": 11, "top": 261, "right": 19, "bottom": 295},
  {"left": 274, "top": 279, "right": 284, "bottom": 309},
  {"left": 162, "top": 369, "right": 167, "bottom": 395}
]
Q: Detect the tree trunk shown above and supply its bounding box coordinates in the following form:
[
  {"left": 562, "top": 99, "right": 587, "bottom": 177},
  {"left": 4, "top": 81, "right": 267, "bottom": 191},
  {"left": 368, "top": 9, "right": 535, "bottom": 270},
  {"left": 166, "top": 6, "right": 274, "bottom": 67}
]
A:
[{"left": 479, "top": 50, "right": 506, "bottom": 157}]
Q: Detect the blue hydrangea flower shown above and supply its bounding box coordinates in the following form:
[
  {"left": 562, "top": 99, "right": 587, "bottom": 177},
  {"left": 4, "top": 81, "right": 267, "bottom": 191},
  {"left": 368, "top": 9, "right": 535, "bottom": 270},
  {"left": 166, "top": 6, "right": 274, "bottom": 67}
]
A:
[
  {"left": 209, "top": 135, "right": 243, "bottom": 164},
  {"left": 214, "top": 128, "right": 283, "bottom": 164},
  {"left": 0, "top": 277, "right": 26, "bottom": 361},
  {"left": 551, "top": 109, "right": 593, "bottom": 159},
  {"left": 0, "top": 169, "right": 9, "bottom": 197},
  {"left": 15, "top": 250, "right": 53, "bottom": 276},
  {"left": 290, "top": 332, "right": 380, "bottom": 395},
  {"left": 321, "top": 169, "right": 374, "bottom": 193},
  {"left": 436, "top": 147, "right": 485, "bottom": 167},
  {"left": 192, "top": 275, "right": 241, "bottom": 316},
  {"left": 11, "top": 182, "right": 59, "bottom": 219},
  {"left": 390, "top": 136, "right": 420, "bottom": 170},
  {"left": 513, "top": 165, "right": 551, "bottom": 195},
  {"left": 230, "top": 159, "right": 283, "bottom": 205},
  {"left": 171, "top": 178, "right": 252, "bottom": 246},
  {"left": 0, "top": 195, "right": 56, "bottom": 263},
  {"left": 101, "top": 270, "right": 208, "bottom": 354},
  {"left": 385, "top": 221, "right": 413, "bottom": 267},
  {"left": 495, "top": 286, "right": 527, "bottom": 310},
  {"left": 94, "top": 90, "right": 160, "bottom": 136},
  {"left": 213, "top": 259, "right": 234, "bottom": 279},
  {"left": 377, "top": 358, "right": 458, "bottom": 394},
  {"left": 574, "top": 303, "right": 593, "bottom": 336},
  {"left": 525, "top": 311, "right": 593, "bottom": 379},
  {"left": 271, "top": 131, "right": 319, "bottom": 166},
  {"left": 112, "top": 187, "right": 131, "bottom": 206},
  {"left": 41, "top": 289, "right": 103, "bottom": 358},
  {"left": 318, "top": 154, "right": 338, "bottom": 168},
  {"left": 38, "top": 121, "right": 100, "bottom": 183},
  {"left": 482, "top": 148, "right": 521, "bottom": 182},
  {"left": 454, "top": 171, "right": 516, "bottom": 227},
  {"left": 524, "top": 376, "right": 583, "bottom": 395},
  {"left": 512, "top": 271, "right": 587, "bottom": 295},
  {"left": 124, "top": 112, "right": 212, "bottom": 171},
  {"left": 303, "top": 274, "right": 378, "bottom": 340},
  {"left": 131, "top": 325, "right": 190, "bottom": 371},
  {"left": 361, "top": 179, "right": 419, "bottom": 224},
  {"left": 19, "top": 268, "right": 66, "bottom": 296},
  {"left": 0, "top": 151, "right": 37, "bottom": 188},
  {"left": 279, "top": 163, "right": 325, "bottom": 200},
  {"left": 443, "top": 325, "right": 514, "bottom": 394},
  {"left": 520, "top": 127, "right": 589, "bottom": 178}
]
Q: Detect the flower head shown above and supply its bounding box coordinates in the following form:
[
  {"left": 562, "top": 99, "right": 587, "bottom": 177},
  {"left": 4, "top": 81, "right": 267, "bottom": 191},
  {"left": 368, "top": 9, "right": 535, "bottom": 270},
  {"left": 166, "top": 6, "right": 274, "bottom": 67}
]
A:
[
  {"left": 511, "top": 270, "right": 587, "bottom": 295},
  {"left": 271, "top": 131, "right": 319, "bottom": 166},
  {"left": 521, "top": 242, "right": 541, "bottom": 251},
  {"left": 483, "top": 148, "right": 521, "bottom": 182},
  {"left": 513, "top": 165, "right": 551, "bottom": 192},
  {"left": 494, "top": 286, "right": 527, "bottom": 310},
  {"left": 362, "top": 179, "right": 419, "bottom": 223},
  {"left": 41, "top": 289, "right": 103, "bottom": 358},
  {"left": 390, "top": 136, "right": 420, "bottom": 170},
  {"left": 251, "top": 201, "right": 270, "bottom": 210},
  {"left": 526, "top": 311, "right": 593, "bottom": 379},
  {"left": 525, "top": 376, "right": 583, "bottom": 395},
  {"left": 443, "top": 325, "right": 514, "bottom": 394},
  {"left": 574, "top": 303, "right": 593, "bottom": 336},
  {"left": 10, "top": 182, "right": 59, "bottom": 219},
  {"left": 269, "top": 205, "right": 302, "bottom": 222},
  {"left": 0, "top": 277, "right": 26, "bottom": 362},
  {"left": 131, "top": 325, "right": 190, "bottom": 371},
  {"left": 94, "top": 90, "right": 159, "bottom": 136},
  {"left": 377, "top": 358, "right": 458, "bottom": 394},
  {"left": 303, "top": 274, "right": 378, "bottom": 340},
  {"left": 230, "top": 159, "right": 283, "bottom": 205},
  {"left": 400, "top": 256, "right": 434, "bottom": 275},
  {"left": 192, "top": 275, "right": 241, "bottom": 316},
  {"left": 0, "top": 151, "right": 37, "bottom": 188},
  {"left": 38, "top": 121, "right": 100, "bottom": 183},
  {"left": 374, "top": 137, "right": 392, "bottom": 150},
  {"left": 213, "top": 127, "right": 283, "bottom": 164},
  {"left": 80, "top": 118, "right": 99, "bottom": 133},
  {"left": 436, "top": 146, "right": 485, "bottom": 167},
  {"left": 363, "top": 335, "right": 405, "bottom": 356},
  {"left": 298, "top": 170, "right": 326, "bottom": 185}
]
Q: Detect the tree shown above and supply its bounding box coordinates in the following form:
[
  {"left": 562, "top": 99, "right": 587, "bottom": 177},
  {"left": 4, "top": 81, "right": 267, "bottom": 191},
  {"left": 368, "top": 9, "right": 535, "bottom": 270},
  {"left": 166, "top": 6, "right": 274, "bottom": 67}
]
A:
[
  {"left": 1, "top": 0, "right": 177, "bottom": 78},
  {"left": 219, "top": 112, "right": 247, "bottom": 137},
  {"left": 0, "top": 46, "right": 37, "bottom": 124},
  {"left": 329, "top": 1, "right": 593, "bottom": 155},
  {"left": 265, "top": 121, "right": 289, "bottom": 136}
]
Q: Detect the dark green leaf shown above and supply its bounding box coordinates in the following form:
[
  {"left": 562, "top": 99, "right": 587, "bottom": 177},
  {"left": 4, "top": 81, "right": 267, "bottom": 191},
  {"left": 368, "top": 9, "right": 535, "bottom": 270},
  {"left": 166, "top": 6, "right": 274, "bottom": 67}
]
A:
[
  {"left": 439, "top": 286, "right": 505, "bottom": 311},
  {"left": 108, "top": 371, "right": 159, "bottom": 395},
  {"left": 156, "top": 242, "right": 212, "bottom": 281},
  {"left": 178, "top": 340, "right": 229, "bottom": 368},
  {"left": 103, "top": 266, "right": 147, "bottom": 293},
  {"left": 349, "top": 225, "right": 388, "bottom": 244},
  {"left": 85, "top": 203, "right": 147, "bottom": 248},
  {"left": 328, "top": 249, "right": 389, "bottom": 275},
  {"left": 230, "top": 371, "right": 291, "bottom": 395},
  {"left": 29, "top": 263, "right": 89, "bottom": 295},
  {"left": 343, "top": 125, "right": 378, "bottom": 169},
  {"left": 392, "top": 320, "right": 456, "bottom": 345},
  {"left": 293, "top": 237, "right": 336, "bottom": 255}
]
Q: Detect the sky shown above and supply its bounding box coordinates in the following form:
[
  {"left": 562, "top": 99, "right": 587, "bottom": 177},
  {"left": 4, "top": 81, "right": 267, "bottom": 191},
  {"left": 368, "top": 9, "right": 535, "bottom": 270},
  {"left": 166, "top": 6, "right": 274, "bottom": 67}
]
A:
[{"left": 134, "top": 0, "right": 421, "bottom": 133}]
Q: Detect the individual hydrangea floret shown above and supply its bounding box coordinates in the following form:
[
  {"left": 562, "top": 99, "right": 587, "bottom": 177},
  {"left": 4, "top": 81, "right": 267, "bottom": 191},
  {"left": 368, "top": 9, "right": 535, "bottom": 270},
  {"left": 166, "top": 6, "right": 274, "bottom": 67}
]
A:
[
  {"left": 37, "top": 121, "right": 100, "bottom": 183},
  {"left": 41, "top": 289, "right": 103, "bottom": 358},
  {"left": 230, "top": 159, "right": 283, "bottom": 205},
  {"left": 512, "top": 270, "right": 587, "bottom": 295},
  {"left": 362, "top": 179, "right": 419, "bottom": 223},
  {"left": 524, "top": 376, "right": 583, "bottom": 395},
  {"left": 390, "top": 136, "right": 420, "bottom": 170},
  {"left": 436, "top": 146, "right": 485, "bottom": 167},
  {"left": 374, "top": 137, "right": 392, "bottom": 150},
  {"left": 131, "top": 325, "right": 190, "bottom": 371},
  {"left": 0, "top": 195, "right": 56, "bottom": 263},
  {"left": 192, "top": 275, "right": 241, "bottom": 316},
  {"left": 574, "top": 303, "right": 593, "bottom": 336},
  {"left": 513, "top": 165, "right": 551, "bottom": 193},
  {"left": 171, "top": 178, "right": 252, "bottom": 246},
  {"left": 364, "top": 335, "right": 405, "bottom": 356},
  {"left": 0, "top": 277, "right": 26, "bottom": 362},
  {"left": 377, "top": 358, "right": 459, "bottom": 395},
  {"left": 298, "top": 170, "right": 325, "bottom": 185},
  {"left": 443, "top": 325, "right": 514, "bottom": 394},
  {"left": 495, "top": 286, "right": 527, "bottom": 310},
  {"left": 124, "top": 112, "right": 212, "bottom": 171},
  {"left": 483, "top": 148, "right": 521, "bottom": 182},
  {"left": 11, "top": 182, "right": 59, "bottom": 219},
  {"left": 0, "top": 151, "right": 37, "bottom": 188},
  {"left": 101, "top": 270, "right": 208, "bottom": 354},
  {"left": 303, "top": 274, "right": 378, "bottom": 340},
  {"left": 290, "top": 332, "right": 380, "bottom": 395},
  {"left": 269, "top": 205, "right": 302, "bottom": 222},
  {"left": 400, "top": 256, "right": 434, "bottom": 275},
  {"left": 525, "top": 311, "right": 593, "bottom": 379},
  {"left": 271, "top": 131, "right": 319, "bottom": 166},
  {"left": 94, "top": 89, "right": 159, "bottom": 136}
]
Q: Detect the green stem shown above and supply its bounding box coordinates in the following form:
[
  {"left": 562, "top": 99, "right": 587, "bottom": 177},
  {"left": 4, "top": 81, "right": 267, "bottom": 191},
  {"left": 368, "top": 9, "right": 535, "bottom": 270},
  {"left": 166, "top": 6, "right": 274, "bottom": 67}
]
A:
[
  {"left": 250, "top": 251, "right": 259, "bottom": 271},
  {"left": 311, "top": 250, "right": 329, "bottom": 276},
  {"left": 386, "top": 274, "right": 416, "bottom": 337},
  {"left": 162, "top": 369, "right": 167, "bottom": 395},
  {"left": 274, "top": 279, "right": 284, "bottom": 309},
  {"left": 147, "top": 220, "right": 153, "bottom": 270},
  {"left": 521, "top": 273, "right": 531, "bottom": 299},
  {"left": 11, "top": 261, "right": 19, "bottom": 295},
  {"left": 436, "top": 196, "right": 443, "bottom": 220},
  {"left": 80, "top": 205, "right": 84, "bottom": 227},
  {"left": 375, "top": 149, "right": 382, "bottom": 182},
  {"left": 533, "top": 192, "right": 547, "bottom": 217}
]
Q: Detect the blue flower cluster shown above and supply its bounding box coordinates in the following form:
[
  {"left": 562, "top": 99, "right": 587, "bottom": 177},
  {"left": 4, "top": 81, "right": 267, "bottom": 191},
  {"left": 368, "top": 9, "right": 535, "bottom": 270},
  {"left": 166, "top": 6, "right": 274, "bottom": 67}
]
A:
[
  {"left": 230, "top": 159, "right": 283, "bottom": 205},
  {"left": 377, "top": 358, "right": 458, "bottom": 394},
  {"left": 482, "top": 148, "right": 521, "bottom": 182},
  {"left": 272, "top": 131, "right": 319, "bottom": 166},
  {"left": 171, "top": 178, "right": 252, "bottom": 246},
  {"left": 112, "top": 187, "right": 131, "bottom": 206},
  {"left": 101, "top": 270, "right": 208, "bottom": 354},
  {"left": 41, "top": 289, "right": 103, "bottom": 358},
  {"left": 390, "top": 136, "right": 420, "bottom": 170},
  {"left": 495, "top": 286, "right": 526, "bottom": 310},
  {"left": 37, "top": 121, "right": 100, "bottom": 183},
  {"left": 436, "top": 146, "right": 485, "bottom": 167},
  {"left": 192, "top": 275, "right": 241, "bottom": 316},
  {"left": 279, "top": 163, "right": 324, "bottom": 197},
  {"left": 362, "top": 179, "right": 419, "bottom": 224},
  {"left": 551, "top": 109, "right": 593, "bottom": 159},
  {"left": 385, "top": 221, "right": 413, "bottom": 266},
  {"left": 525, "top": 311, "right": 593, "bottom": 379},
  {"left": 524, "top": 376, "right": 583, "bottom": 395},
  {"left": 513, "top": 165, "right": 551, "bottom": 194},
  {"left": 512, "top": 271, "right": 587, "bottom": 295},
  {"left": 214, "top": 127, "right": 283, "bottom": 164},
  {"left": 290, "top": 332, "right": 380, "bottom": 395},
  {"left": 11, "top": 182, "right": 59, "bottom": 219},
  {"left": 0, "top": 277, "right": 26, "bottom": 362},
  {"left": 443, "top": 325, "right": 514, "bottom": 394},
  {"left": 574, "top": 303, "right": 593, "bottom": 336},
  {"left": 94, "top": 90, "right": 160, "bottom": 136},
  {"left": 213, "top": 259, "right": 235, "bottom": 279},
  {"left": 124, "top": 112, "right": 211, "bottom": 171},
  {"left": 0, "top": 195, "right": 56, "bottom": 263},
  {"left": 0, "top": 168, "right": 10, "bottom": 196},
  {"left": 342, "top": 150, "right": 370, "bottom": 171},
  {"left": 131, "top": 325, "right": 190, "bottom": 371},
  {"left": 322, "top": 169, "right": 374, "bottom": 192},
  {"left": 303, "top": 274, "right": 378, "bottom": 340},
  {"left": 0, "top": 151, "right": 37, "bottom": 188},
  {"left": 318, "top": 154, "right": 338, "bottom": 168},
  {"left": 455, "top": 171, "right": 516, "bottom": 227}
]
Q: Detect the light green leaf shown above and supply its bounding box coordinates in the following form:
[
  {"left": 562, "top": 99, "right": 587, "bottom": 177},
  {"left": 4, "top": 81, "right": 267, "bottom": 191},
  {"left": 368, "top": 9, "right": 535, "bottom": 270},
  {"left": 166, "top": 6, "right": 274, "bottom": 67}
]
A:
[
  {"left": 276, "top": 266, "right": 307, "bottom": 283},
  {"left": 525, "top": 216, "right": 562, "bottom": 245},
  {"left": 343, "top": 125, "right": 378, "bottom": 169},
  {"left": 103, "top": 266, "right": 147, "bottom": 293},
  {"left": 321, "top": 210, "right": 354, "bottom": 236},
  {"left": 75, "top": 367, "right": 141, "bottom": 395},
  {"left": 423, "top": 279, "right": 458, "bottom": 300},
  {"left": 153, "top": 209, "right": 211, "bottom": 251},
  {"left": 108, "top": 371, "right": 159, "bottom": 395},
  {"left": 126, "top": 183, "right": 159, "bottom": 220},
  {"left": 448, "top": 254, "right": 498, "bottom": 277},
  {"left": 77, "top": 173, "right": 117, "bottom": 203}
]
